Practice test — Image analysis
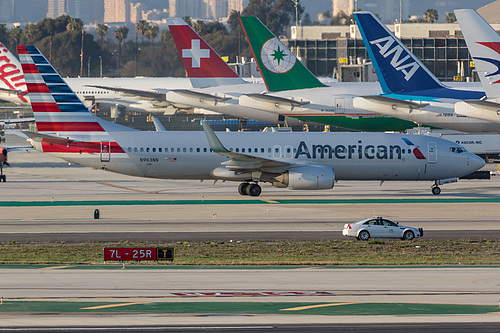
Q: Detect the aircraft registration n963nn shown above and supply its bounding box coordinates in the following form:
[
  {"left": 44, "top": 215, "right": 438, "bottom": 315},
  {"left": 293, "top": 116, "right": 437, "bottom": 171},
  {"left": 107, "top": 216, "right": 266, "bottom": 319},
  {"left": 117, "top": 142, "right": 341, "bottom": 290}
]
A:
[{"left": 17, "top": 46, "right": 485, "bottom": 196}]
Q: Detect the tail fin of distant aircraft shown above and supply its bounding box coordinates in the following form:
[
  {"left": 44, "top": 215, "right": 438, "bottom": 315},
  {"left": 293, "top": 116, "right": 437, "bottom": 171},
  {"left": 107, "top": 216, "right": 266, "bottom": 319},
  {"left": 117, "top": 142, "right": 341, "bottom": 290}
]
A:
[
  {"left": 167, "top": 18, "right": 246, "bottom": 88},
  {"left": 353, "top": 11, "right": 445, "bottom": 94},
  {"left": 239, "top": 16, "right": 326, "bottom": 92},
  {"left": 17, "top": 46, "right": 134, "bottom": 137},
  {"left": 455, "top": 9, "right": 500, "bottom": 100},
  {"left": 0, "top": 43, "right": 28, "bottom": 104}
]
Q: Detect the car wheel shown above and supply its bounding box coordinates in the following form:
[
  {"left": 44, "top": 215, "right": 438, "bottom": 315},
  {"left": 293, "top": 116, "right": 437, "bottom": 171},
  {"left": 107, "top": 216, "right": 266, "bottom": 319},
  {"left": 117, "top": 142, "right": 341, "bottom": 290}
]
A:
[
  {"left": 358, "top": 230, "right": 370, "bottom": 241},
  {"left": 403, "top": 230, "right": 415, "bottom": 240}
]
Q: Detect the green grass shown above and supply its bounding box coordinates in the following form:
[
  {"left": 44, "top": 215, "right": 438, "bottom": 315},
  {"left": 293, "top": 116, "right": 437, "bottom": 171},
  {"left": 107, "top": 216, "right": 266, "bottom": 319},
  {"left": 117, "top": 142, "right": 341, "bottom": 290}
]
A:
[{"left": 1, "top": 239, "right": 500, "bottom": 265}]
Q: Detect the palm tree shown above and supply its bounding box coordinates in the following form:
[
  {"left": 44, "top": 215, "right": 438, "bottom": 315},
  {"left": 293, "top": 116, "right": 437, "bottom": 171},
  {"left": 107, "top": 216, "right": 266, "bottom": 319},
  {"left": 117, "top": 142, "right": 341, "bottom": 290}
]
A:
[
  {"left": 22, "top": 24, "right": 38, "bottom": 44},
  {"left": 97, "top": 23, "right": 108, "bottom": 49},
  {"left": 423, "top": 9, "right": 438, "bottom": 23},
  {"left": 136, "top": 20, "right": 150, "bottom": 45},
  {"left": 9, "top": 26, "right": 22, "bottom": 49},
  {"left": 114, "top": 26, "right": 129, "bottom": 75},
  {"left": 445, "top": 12, "right": 456, "bottom": 23},
  {"left": 147, "top": 25, "right": 159, "bottom": 53},
  {"left": 66, "top": 18, "right": 83, "bottom": 32}
]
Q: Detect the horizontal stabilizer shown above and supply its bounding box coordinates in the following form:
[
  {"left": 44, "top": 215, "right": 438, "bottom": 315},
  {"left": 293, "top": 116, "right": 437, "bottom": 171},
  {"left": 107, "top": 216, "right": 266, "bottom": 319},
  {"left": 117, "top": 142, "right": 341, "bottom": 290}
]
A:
[{"left": 23, "top": 131, "right": 75, "bottom": 145}]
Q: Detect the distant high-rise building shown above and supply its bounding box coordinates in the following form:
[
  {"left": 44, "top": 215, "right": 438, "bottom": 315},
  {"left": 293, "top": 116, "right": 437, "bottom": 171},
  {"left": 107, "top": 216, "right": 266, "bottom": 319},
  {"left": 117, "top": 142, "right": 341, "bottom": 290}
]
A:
[
  {"left": 205, "top": 0, "right": 227, "bottom": 20},
  {"left": 130, "top": 2, "right": 148, "bottom": 23},
  {"left": 333, "top": 0, "right": 354, "bottom": 17},
  {"left": 228, "top": 0, "right": 248, "bottom": 13},
  {"left": 104, "top": 0, "right": 130, "bottom": 23},
  {"left": 47, "top": 0, "right": 67, "bottom": 18}
]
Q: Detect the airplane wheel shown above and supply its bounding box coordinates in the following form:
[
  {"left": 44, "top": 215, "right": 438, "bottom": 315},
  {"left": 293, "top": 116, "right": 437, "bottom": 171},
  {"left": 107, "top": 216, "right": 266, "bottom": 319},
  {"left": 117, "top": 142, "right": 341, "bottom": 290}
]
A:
[
  {"left": 0, "top": 175, "right": 5, "bottom": 182},
  {"left": 238, "top": 183, "right": 249, "bottom": 195},
  {"left": 246, "top": 184, "right": 262, "bottom": 197},
  {"left": 431, "top": 186, "right": 441, "bottom": 195}
]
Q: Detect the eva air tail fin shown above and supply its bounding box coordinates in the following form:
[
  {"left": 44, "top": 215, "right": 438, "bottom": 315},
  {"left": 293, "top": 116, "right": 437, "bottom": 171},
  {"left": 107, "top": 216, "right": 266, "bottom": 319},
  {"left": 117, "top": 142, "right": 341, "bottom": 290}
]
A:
[
  {"left": 455, "top": 9, "right": 500, "bottom": 100},
  {"left": 239, "top": 16, "right": 326, "bottom": 92},
  {"left": 354, "top": 11, "right": 444, "bottom": 94}
]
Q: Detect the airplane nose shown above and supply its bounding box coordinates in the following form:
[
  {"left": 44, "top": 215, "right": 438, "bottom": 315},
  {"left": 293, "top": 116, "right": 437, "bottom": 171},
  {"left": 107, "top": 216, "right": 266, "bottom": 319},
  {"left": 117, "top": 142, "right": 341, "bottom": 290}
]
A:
[{"left": 469, "top": 154, "right": 485, "bottom": 172}]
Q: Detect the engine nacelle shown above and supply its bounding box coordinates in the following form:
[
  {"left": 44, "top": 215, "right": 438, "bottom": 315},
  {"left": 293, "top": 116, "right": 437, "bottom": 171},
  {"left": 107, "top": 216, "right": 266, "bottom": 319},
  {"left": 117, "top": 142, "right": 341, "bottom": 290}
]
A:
[{"left": 276, "top": 165, "right": 335, "bottom": 190}]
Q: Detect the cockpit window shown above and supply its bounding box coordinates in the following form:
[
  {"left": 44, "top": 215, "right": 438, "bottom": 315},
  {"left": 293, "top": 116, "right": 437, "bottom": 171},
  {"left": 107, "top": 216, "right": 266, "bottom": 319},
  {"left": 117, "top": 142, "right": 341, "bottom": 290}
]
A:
[{"left": 450, "top": 146, "right": 466, "bottom": 154}]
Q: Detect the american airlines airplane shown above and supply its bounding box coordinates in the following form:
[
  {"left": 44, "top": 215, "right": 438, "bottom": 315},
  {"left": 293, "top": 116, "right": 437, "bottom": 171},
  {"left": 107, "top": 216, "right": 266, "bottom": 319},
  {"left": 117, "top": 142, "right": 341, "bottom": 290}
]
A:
[
  {"left": 454, "top": 9, "right": 500, "bottom": 124},
  {"left": 17, "top": 45, "right": 484, "bottom": 196},
  {"left": 351, "top": 11, "right": 500, "bottom": 133}
]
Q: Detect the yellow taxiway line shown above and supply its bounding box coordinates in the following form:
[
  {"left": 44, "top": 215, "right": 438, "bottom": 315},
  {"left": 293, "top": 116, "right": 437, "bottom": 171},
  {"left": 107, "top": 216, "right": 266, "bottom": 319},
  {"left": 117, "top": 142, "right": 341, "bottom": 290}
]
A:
[
  {"left": 281, "top": 302, "right": 357, "bottom": 311},
  {"left": 81, "top": 302, "right": 152, "bottom": 310}
]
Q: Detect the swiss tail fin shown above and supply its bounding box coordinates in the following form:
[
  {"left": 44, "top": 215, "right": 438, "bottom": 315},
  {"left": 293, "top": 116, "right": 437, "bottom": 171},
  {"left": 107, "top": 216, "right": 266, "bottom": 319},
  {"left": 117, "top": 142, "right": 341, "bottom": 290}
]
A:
[
  {"left": 353, "top": 11, "right": 444, "bottom": 94},
  {"left": 455, "top": 9, "right": 500, "bottom": 100},
  {"left": 239, "top": 16, "right": 326, "bottom": 92},
  {"left": 167, "top": 18, "right": 246, "bottom": 88},
  {"left": 0, "top": 43, "right": 28, "bottom": 104},
  {"left": 17, "top": 46, "right": 134, "bottom": 135}
]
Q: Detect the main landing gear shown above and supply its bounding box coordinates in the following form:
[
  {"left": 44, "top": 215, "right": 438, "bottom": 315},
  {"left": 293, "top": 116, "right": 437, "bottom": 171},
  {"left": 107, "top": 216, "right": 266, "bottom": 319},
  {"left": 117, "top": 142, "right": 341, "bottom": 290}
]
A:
[
  {"left": 431, "top": 182, "right": 441, "bottom": 195},
  {"left": 238, "top": 182, "right": 262, "bottom": 197}
]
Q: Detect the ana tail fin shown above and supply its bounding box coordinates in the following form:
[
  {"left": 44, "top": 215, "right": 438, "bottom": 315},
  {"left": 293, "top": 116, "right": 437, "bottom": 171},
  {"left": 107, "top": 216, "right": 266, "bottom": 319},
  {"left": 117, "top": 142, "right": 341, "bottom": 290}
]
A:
[
  {"left": 455, "top": 9, "right": 500, "bottom": 100},
  {"left": 354, "top": 11, "right": 444, "bottom": 94},
  {"left": 239, "top": 16, "right": 326, "bottom": 92},
  {"left": 167, "top": 18, "right": 246, "bottom": 88}
]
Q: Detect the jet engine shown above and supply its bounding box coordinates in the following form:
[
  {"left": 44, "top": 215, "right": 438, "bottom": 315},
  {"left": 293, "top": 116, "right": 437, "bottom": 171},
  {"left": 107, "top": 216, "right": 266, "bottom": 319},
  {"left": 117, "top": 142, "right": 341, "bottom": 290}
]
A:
[{"left": 274, "top": 165, "right": 335, "bottom": 190}]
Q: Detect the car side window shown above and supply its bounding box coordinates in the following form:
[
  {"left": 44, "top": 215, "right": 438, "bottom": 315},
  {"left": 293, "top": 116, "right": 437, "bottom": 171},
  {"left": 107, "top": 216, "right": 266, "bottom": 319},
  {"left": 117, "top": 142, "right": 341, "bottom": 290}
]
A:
[{"left": 383, "top": 220, "right": 397, "bottom": 227}]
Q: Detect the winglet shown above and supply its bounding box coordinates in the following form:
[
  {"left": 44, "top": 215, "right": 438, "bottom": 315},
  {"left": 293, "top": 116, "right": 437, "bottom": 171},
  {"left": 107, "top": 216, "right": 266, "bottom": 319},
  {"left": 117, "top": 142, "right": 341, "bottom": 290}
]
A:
[{"left": 202, "top": 121, "right": 229, "bottom": 153}]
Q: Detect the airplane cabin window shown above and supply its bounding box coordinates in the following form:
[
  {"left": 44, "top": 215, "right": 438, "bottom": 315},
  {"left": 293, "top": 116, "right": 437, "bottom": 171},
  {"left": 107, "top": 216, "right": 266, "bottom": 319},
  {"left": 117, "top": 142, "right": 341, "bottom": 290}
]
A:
[
  {"left": 177, "top": 148, "right": 180, "bottom": 152},
  {"left": 268, "top": 148, "right": 271, "bottom": 153},
  {"left": 146, "top": 147, "right": 150, "bottom": 152},
  {"left": 134, "top": 147, "right": 138, "bottom": 152},
  {"left": 196, "top": 148, "right": 200, "bottom": 152},
  {"left": 183, "top": 147, "right": 187, "bottom": 152},
  {"left": 158, "top": 148, "right": 162, "bottom": 152},
  {"left": 140, "top": 147, "right": 144, "bottom": 152},
  {"left": 203, "top": 148, "right": 207, "bottom": 152},
  {"left": 261, "top": 148, "right": 264, "bottom": 153},
  {"left": 189, "top": 148, "right": 193, "bottom": 152},
  {"left": 152, "top": 148, "right": 156, "bottom": 152},
  {"left": 242, "top": 148, "right": 245, "bottom": 153},
  {"left": 236, "top": 148, "right": 239, "bottom": 152},
  {"left": 165, "top": 148, "right": 168, "bottom": 152},
  {"left": 127, "top": 147, "right": 131, "bottom": 152}
]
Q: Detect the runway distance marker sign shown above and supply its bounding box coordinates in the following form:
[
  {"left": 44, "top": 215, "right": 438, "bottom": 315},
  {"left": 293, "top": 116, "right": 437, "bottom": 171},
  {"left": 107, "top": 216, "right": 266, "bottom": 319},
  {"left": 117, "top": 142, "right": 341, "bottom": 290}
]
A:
[{"left": 104, "top": 247, "right": 174, "bottom": 261}]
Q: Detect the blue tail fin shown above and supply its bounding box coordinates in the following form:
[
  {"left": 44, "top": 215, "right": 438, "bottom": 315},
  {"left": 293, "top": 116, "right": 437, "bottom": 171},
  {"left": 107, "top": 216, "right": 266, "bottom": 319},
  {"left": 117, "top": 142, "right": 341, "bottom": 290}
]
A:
[{"left": 354, "top": 12, "right": 444, "bottom": 94}]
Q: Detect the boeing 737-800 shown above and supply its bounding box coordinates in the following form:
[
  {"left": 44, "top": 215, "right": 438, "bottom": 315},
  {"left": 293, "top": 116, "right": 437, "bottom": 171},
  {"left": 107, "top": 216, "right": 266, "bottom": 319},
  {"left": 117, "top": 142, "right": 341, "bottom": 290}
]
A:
[{"left": 17, "top": 45, "right": 484, "bottom": 196}]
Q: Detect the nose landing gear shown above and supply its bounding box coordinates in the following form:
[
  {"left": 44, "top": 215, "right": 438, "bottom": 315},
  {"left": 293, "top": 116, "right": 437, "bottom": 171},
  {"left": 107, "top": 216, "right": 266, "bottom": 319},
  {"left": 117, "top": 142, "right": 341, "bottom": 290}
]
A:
[{"left": 238, "top": 182, "right": 262, "bottom": 196}]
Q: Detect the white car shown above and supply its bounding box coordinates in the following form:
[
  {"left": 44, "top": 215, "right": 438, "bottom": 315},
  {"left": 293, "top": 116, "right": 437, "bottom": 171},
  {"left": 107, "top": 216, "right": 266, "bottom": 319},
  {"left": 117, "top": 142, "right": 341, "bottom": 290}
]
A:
[{"left": 342, "top": 217, "right": 423, "bottom": 241}]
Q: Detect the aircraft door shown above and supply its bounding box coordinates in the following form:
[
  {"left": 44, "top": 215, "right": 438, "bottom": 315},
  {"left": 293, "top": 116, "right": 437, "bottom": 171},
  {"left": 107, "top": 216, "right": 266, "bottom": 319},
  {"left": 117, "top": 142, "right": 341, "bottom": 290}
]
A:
[
  {"left": 273, "top": 145, "right": 282, "bottom": 159},
  {"left": 335, "top": 98, "right": 345, "bottom": 113},
  {"left": 284, "top": 145, "right": 293, "bottom": 159},
  {"left": 427, "top": 142, "right": 437, "bottom": 164},
  {"left": 100, "top": 141, "right": 111, "bottom": 162}
]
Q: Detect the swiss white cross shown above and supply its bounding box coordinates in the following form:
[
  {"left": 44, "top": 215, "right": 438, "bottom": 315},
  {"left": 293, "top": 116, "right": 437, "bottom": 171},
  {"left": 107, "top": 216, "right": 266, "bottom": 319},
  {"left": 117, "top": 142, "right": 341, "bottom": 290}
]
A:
[{"left": 182, "top": 39, "right": 210, "bottom": 68}]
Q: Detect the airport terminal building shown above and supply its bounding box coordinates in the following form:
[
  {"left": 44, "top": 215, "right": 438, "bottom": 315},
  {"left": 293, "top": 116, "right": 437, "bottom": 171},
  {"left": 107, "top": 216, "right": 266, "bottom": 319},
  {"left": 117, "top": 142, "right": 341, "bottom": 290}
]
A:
[{"left": 285, "top": 22, "right": 500, "bottom": 82}]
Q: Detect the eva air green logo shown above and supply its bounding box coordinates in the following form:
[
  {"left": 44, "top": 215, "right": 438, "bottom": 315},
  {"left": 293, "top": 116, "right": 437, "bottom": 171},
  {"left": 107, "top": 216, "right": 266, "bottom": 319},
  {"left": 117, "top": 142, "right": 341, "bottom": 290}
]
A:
[{"left": 260, "top": 37, "right": 296, "bottom": 73}]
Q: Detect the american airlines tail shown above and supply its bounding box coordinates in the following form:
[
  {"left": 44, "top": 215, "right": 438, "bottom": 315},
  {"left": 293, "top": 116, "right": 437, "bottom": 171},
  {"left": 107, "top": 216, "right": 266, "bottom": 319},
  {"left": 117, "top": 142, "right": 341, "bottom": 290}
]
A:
[
  {"left": 17, "top": 46, "right": 135, "bottom": 156},
  {"left": 167, "top": 18, "right": 246, "bottom": 88},
  {"left": 353, "top": 11, "right": 483, "bottom": 99},
  {"left": 239, "top": 16, "right": 326, "bottom": 92},
  {"left": 455, "top": 9, "right": 500, "bottom": 100},
  {"left": 0, "top": 43, "right": 29, "bottom": 104}
]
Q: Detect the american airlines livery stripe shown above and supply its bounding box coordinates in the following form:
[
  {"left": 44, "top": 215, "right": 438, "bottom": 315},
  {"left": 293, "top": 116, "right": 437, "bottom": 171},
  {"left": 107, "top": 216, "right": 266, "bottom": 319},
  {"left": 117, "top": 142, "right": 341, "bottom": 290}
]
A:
[{"left": 41, "top": 140, "right": 124, "bottom": 153}]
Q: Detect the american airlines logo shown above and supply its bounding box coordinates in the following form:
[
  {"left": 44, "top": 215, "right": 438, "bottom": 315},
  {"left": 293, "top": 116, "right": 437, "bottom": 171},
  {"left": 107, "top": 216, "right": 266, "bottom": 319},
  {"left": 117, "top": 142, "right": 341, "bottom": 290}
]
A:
[
  {"left": 295, "top": 141, "right": 404, "bottom": 160},
  {"left": 0, "top": 43, "right": 27, "bottom": 102},
  {"left": 369, "top": 36, "right": 420, "bottom": 81}
]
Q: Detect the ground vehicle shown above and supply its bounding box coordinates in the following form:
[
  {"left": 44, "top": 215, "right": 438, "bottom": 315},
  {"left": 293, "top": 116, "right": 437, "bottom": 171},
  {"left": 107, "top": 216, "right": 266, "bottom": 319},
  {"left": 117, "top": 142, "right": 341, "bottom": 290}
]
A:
[{"left": 342, "top": 217, "right": 423, "bottom": 241}]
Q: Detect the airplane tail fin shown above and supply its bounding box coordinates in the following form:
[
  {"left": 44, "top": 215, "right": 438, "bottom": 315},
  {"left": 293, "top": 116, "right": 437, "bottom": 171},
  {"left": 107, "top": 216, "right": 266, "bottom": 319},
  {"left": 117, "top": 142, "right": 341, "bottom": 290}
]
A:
[
  {"left": 455, "top": 9, "right": 500, "bottom": 100},
  {"left": 353, "top": 11, "right": 444, "bottom": 94},
  {"left": 239, "top": 16, "right": 326, "bottom": 92},
  {"left": 17, "top": 46, "right": 134, "bottom": 136},
  {"left": 167, "top": 18, "right": 246, "bottom": 88},
  {"left": 0, "top": 43, "right": 28, "bottom": 104}
]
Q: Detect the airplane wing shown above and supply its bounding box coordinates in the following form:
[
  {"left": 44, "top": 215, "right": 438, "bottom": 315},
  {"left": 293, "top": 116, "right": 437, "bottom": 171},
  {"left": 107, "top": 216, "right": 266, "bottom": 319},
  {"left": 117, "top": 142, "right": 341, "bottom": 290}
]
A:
[
  {"left": 202, "top": 122, "right": 292, "bottom": 173},
  {"left": 356, "top": 95, "right": 429, "bottom": 111},
  {"left": 85, "top": 85, "right": 166, "bottom": 101},
  {"left": 0, "top": 117, "right": 35, "bottom": 125}
]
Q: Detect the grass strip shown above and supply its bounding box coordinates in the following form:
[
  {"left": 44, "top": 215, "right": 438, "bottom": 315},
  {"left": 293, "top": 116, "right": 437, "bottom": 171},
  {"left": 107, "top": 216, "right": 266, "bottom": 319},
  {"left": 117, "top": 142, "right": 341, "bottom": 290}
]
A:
[
  {"left": 1, "top": 239, "right": 500, "bottom": 265},
  {"left": 0, "top": 301, "right": 498, "bottom": 315}
]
